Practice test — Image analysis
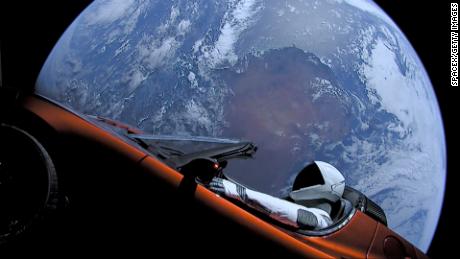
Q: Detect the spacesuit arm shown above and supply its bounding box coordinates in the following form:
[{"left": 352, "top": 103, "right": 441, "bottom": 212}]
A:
[{"left": 209, "top": 178, "right": 332, "bottom": 230}]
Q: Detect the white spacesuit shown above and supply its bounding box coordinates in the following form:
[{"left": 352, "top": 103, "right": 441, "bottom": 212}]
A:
[{"left": 209, "top": 161, "right": 345, "bottom": 230}]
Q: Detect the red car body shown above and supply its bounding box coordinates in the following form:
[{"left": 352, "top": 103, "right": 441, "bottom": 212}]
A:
[{"left": 0, "top": 94, "right": 429, "bottom": 258}]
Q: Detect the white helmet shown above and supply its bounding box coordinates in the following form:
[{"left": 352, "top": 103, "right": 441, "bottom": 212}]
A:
[{"left": 289, "top": 161, "right": 345, "bottom": 203}]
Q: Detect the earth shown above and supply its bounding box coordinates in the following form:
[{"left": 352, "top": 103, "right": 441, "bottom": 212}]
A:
[{"left": 36, "top": 0, "right": 446, "bottom": 252}]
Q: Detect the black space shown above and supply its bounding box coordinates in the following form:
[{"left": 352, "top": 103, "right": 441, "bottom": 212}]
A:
[{"left": 0, "top": 1, "right": 458, "bottom": 257}]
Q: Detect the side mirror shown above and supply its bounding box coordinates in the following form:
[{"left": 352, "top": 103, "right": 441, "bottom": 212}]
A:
[{"left": 179, "top": 158, "right": 221, "bottom": 184}]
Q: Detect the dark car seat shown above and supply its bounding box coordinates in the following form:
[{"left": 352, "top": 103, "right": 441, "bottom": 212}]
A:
[{"left": 330, "top": 198, "right": 353, "bottom": 223}]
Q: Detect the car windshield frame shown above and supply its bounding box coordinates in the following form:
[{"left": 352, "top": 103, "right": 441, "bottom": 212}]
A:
[
  {"left": 85, "top": 113, "right": 258, "bottom": 169},
  {"left": 128, "top": 133, "right": 257, "bottom": 168}
]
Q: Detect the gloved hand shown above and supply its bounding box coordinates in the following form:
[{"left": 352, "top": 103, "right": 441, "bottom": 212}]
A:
[{"left": 208, "top": 177, "right": 226, "bottom": 195}]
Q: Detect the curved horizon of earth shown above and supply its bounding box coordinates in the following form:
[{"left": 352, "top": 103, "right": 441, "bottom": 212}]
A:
[{"left": 36, "top": 0, "right": 446, "bottom": 252}]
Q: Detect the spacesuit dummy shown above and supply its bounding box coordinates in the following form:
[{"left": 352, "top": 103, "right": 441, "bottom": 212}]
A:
[{"left": 209, "top": 161, "right": 345, "bottom": 230}]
